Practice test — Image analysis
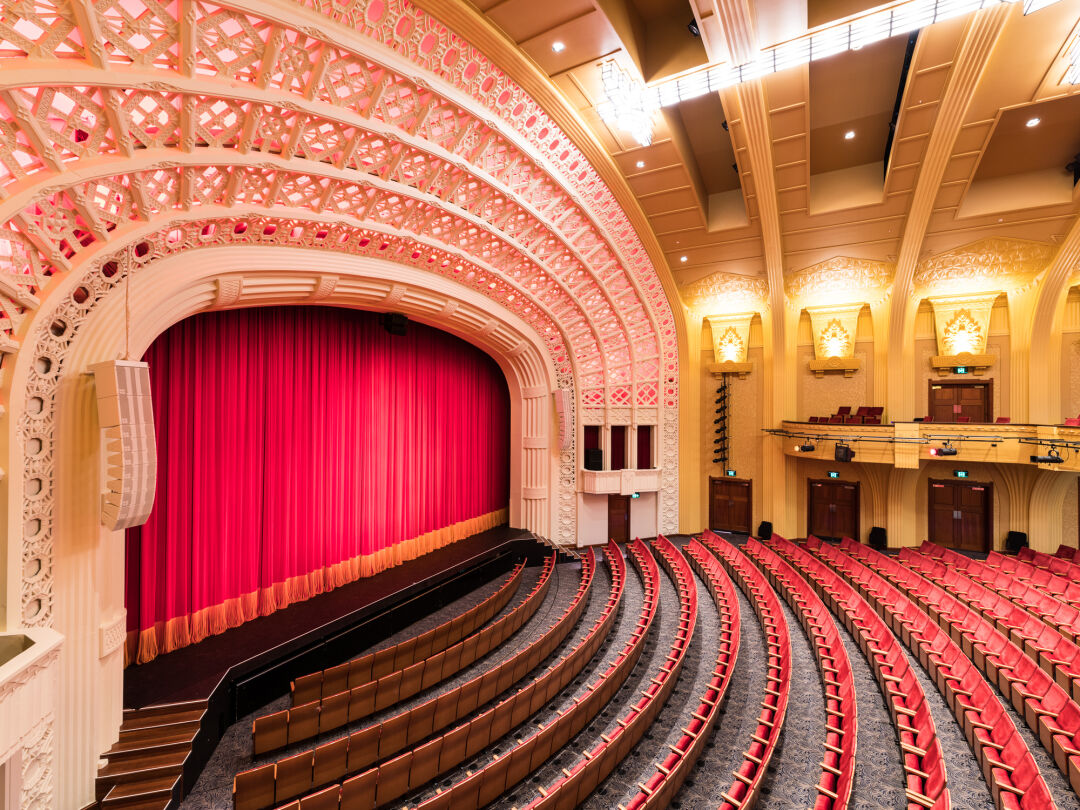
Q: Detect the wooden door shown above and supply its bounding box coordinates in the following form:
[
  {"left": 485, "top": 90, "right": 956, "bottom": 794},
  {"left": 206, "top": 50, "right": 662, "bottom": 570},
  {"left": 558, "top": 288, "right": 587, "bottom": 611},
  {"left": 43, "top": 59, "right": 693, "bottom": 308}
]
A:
[
  {"left": 807, "top": 480, "right": 860, "bottom": 542},
  {"left": 928, "top": 381, "right": 991, "bottom": 423},
  {"left": 608, "top": 495, "right": 630, "bottom": 543},
  {"left": 928, "top": 479, "right": 991, "bottom": 552},
  {"left": 709, "top": 477, "right": 752, "bottom": 534}
]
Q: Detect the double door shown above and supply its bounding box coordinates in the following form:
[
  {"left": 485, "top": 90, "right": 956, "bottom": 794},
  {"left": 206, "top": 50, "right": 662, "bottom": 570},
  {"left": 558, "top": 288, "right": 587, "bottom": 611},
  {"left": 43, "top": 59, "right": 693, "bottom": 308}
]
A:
[
  {"left": 928, "top": 381, "right": 991, "bottom": 423},
  {"left": 709, "top": 477, "right": 752, "bottom": 534},
  {"left": 928, "top": 479, "right": 991, "bottom": 552},
  {"left": 807, "top": 480, "right": 860, "bottom": 542}
]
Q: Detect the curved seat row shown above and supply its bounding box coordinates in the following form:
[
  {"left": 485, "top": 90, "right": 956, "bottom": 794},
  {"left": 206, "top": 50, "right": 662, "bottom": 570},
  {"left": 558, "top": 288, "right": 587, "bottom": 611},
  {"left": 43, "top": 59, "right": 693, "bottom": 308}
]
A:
[
  {"left": 921, "top": 545, "right": 1080, "bottom": 645},
  {"left": 404, "top": 539, "right": 658, "bottom": 810},
  {"left": 777, "top": 537, "right": 948, "bottom": 810},
  {"left": 839, "top": 537, "right": 1080, "bottom": 796},
  {"left": 252, "top": 554, "right": 556, "bottom": 755},
  {"left": 524, "top": 535, "right": 700, "bottom": 810},
  {"left": 899, "top": 547, "right": 1080, "bottom": 704},
  {"left": 700, "top": 530, "right": 790, "bottom": 810},
  {"left": 1056, "top": 546, "right": 1080, "bottom": 564},
  {"left": 971, "top": 548, "right": 1080, "bottom": 611},
  {"left": 743, "top": 538, "right": 856, "bottom": 810},
  {"left": 816, "top": 539, "right": 1054, "bottom": 810},
  {"left": 235, "top": 551, "right": 585, "bottom": 810},
  {"left": 1017, "top": 547, "right": 1080, "bottom": 581},
  {"left": 292, "top": 561, "right": 526, "bottom": 705}
]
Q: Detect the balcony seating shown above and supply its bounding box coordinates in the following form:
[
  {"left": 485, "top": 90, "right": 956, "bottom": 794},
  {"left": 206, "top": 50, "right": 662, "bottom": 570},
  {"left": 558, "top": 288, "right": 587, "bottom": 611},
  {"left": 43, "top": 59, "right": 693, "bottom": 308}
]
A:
[
  {"left": 1066, "top": 419, "right": 1080, "bottom": 427},
  {"left": 235, "top": 546, "right": 629, "bottom": 810},
  {"left": 403, "top": 539, "right": 660, "bottom": 810},
  {"left": 743, "top": 538, "right": 856, "bottom": 810},
  {"left": 834, "top": 539, "right": 1077, "bottom": 800},
  {"left": 837, "top": 406, "right": 851, "bottom": 416},
  {"left": 291, "top": 561, "right": 525, "bottom": 706},
  {"left": 997, "top": 417, "right": 1012, "bottom": 424},
  {"left": 515, "top": 536, "right": 697, "bottom": 810},
  {"left": 1056, "top": 546, "right": 1080, "bottom": 562},
  {"left": 809, "top": 538, "right": 1059, "bottom": 809},
  {"left": 251, "top": 554, "right": 556, "bottom": 755},
  {"left": 700, "top": 530, "right": 790, "bottom": 810},
  {"left": 772, "top": 536, "right": 950, "bottom": 810}
]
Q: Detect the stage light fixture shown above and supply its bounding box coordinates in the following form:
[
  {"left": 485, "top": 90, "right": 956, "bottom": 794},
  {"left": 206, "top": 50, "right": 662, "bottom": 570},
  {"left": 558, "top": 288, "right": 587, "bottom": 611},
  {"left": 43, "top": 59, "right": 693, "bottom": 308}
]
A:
[
  {"left": 796, "top": 442, "right": 815, "bottom": 452},
  {"left": 1031, "top": 447, "right": 1065, "bottom": 464},
  {"left": 834, "top": 443, "right": 855, "bottom": 463},
  {"left": 929, "top": 441, "right": 957, "bottom": 457}
]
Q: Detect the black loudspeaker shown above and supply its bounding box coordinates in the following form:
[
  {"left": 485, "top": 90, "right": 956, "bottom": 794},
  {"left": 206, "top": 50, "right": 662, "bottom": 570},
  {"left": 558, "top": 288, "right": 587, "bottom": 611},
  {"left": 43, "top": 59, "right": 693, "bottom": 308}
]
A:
[
  {"left": 757, "top": 521, "right": 773, "bottom": 540},
  {"left": 1005, "top": 531, "right": 1029, "bottom": 554},
  {"left": 869, "top": 526, "right": 887, "bottom": 550},
  {"left": 381, "top": 312, "right": 408, "bottom": 336},
  {"left": 584, "top": 448, "right": 603, "bottom": 471},
  {"left": 834, "top": 444, "right": 855, "bottom": 463}
]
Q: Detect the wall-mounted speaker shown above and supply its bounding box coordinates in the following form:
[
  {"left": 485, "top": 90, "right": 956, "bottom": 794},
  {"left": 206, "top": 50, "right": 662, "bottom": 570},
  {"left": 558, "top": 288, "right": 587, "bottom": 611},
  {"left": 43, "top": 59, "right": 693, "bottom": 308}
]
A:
[
  {"left": 869, "top": 526, "right": 887, "bottom": 550},
  {"left": 584, "top": 448, "right": 603, "bottom": 471},
  {"left": 1005, "top": 531, "right": 1028, "bottom": 554},
  {"left": 757, "top": 521, "right": 773, "bottom": 540},
  {"left": 92, "top": 360, "right": 157, "bottom": 530}
]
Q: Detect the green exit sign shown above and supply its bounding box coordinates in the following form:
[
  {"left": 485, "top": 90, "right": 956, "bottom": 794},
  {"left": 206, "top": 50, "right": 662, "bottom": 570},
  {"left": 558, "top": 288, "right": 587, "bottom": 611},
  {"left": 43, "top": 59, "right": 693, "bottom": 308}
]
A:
[
  {"left": 827, "top": 471, "right": 840, "bottom": 479},
  {"left": 954, "top": 469, "right": 969, "bottom": 478},
  {"left": 725, "top": 469, "right": 737, "bottom": 477},
  {"left": 955, "top": 366, "right": 969, "bottom": 374}
]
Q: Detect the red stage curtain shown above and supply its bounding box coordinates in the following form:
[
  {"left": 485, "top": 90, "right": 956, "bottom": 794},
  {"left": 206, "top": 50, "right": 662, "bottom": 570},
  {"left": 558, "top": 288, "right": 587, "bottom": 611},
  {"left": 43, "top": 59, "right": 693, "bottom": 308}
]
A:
[{"left": 125, "top": 307, "right": 510, "bottom": 665}]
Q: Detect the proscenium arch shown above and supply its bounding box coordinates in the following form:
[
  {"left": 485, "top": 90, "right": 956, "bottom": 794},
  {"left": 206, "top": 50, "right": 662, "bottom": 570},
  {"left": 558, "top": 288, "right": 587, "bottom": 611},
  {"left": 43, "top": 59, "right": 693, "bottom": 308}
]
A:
[{"left": 17, "top": 243, "right": 567, "bottom": 806}]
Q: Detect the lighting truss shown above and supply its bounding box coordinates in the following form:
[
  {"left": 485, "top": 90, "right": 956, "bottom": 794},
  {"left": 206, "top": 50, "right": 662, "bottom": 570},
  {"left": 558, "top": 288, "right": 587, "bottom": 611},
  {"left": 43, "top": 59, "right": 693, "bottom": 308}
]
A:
[{"left": 599, "top": 0, "right": 1064, "bottom": 144}]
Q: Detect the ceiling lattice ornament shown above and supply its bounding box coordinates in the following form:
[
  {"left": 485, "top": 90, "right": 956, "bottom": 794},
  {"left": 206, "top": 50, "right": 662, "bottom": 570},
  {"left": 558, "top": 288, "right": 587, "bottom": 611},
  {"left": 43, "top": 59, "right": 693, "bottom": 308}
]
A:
[
  {"left": 784, "top": 257, "right": 894, "bottom": 306},
  {"left": 681, "top": 272, "right": 768, "bottom": 317},
  {"left": 0, "top": 0, "right": 679, "bottom": 410},
  {"left": 914, "top": 237, "right": 1056, "bottom": 294}
]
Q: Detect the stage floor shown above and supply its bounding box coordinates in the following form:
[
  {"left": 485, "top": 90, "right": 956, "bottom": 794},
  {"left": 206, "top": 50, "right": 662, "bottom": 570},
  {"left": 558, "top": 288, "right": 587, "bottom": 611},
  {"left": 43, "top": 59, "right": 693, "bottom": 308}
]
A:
[{"left": 123, "top": 525, "right": 537, "bottom": 709}]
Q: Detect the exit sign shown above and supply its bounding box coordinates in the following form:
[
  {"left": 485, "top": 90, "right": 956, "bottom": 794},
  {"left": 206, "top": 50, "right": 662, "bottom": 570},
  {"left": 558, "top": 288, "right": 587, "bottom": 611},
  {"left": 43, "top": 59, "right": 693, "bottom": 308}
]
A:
[
  {"left": 827, "top": 471, "right": 840, "bottom": 479},
  {"left": 725, "top": 469, "right": 737, "bottom": 477},
  {"left": 955, "top": 366, "right": 969, "bottom": 374},
  {"left": 954, "top": 469, "right": 969, "bottom": 478}
]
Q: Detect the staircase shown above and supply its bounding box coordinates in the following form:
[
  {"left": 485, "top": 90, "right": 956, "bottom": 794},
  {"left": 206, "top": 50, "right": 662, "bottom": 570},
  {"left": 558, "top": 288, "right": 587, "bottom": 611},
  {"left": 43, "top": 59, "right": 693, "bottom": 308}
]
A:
[{"left": 95, "top": 699, "right": 206, "bottom": 809}]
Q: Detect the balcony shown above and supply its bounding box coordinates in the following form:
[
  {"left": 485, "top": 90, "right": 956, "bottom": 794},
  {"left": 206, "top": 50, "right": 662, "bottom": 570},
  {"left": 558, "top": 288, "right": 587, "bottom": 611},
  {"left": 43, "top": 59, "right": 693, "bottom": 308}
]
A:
[
  {"left": 580, "top": 467, "right": 662, "bottom": 494},
  {"left": 776, "top": 421, "right": 1080, "bottom": 470}
]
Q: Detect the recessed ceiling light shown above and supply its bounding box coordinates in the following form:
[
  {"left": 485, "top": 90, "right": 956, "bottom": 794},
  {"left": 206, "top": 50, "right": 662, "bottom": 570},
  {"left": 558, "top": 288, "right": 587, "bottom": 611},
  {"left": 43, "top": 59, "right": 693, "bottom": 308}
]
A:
[
  {"left": 551, "top": 41, "right": 565, "bottom": 53},
  {"left": 844, "top": 130, "right": 856, "bottom": 140},
  {"left": 635, "top": 160, "right": 645, "bottom": 169},
  {"left": 680, "top": 256, "right": 687, "bottom": 263},
  {"left": 1026, "top": 117, "right": 1041, "bottom": 127}
]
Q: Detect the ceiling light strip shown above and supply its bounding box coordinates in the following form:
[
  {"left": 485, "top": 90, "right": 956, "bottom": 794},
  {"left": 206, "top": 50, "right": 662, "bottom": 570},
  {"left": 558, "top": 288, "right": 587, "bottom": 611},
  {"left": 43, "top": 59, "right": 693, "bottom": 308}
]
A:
[{"left": 600, "top": 0, "right": 1063, "bottom": 144}]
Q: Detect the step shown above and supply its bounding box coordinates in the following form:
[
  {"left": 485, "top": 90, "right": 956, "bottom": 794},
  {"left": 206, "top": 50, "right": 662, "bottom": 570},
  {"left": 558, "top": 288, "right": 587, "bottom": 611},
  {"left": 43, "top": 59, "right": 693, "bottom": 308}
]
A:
[
  {"left": 100, "top": 775, "right": 176, "bottom": 809},
  {"left": 122, "top": 699, "right": 206, "bottom": 723},
  {"left": 106, "top": 728, "right": 196, "bottom": 759},
  {"left": 120, "top": 708, "right": 204, "bottom": 732},
  {"left": 96, "top": 748, "right": 187, "bottom": 800},
  {"left": 118, "top": 719, "right": 200, "bottom": 743}
]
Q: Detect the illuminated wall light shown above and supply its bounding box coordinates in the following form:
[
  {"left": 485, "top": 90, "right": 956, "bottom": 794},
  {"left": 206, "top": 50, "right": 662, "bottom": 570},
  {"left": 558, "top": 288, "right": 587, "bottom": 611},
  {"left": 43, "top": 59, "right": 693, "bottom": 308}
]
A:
[
  {"left": 1026, "top": 117, "right": 1041, "bottom": 127},
  {"left": 598, "top": 0, "right": 1062, "bottom": 144},
  {"left": 1067, "top": 34, "right": 1080, "bottom": 86}
]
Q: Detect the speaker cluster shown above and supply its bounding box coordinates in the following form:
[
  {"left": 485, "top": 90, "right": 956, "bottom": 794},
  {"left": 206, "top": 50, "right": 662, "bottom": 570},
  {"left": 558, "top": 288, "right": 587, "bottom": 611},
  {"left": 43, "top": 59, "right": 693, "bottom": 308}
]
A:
[{"left": 713, "top": 377, "right": 730, "bottom": 466}]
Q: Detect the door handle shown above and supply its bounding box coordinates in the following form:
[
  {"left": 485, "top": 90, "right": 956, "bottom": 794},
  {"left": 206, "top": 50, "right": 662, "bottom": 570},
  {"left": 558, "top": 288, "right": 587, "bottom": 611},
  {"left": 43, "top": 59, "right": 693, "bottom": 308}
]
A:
[{"left": 953, "top": 510, "right": 961, "bottom": 520}]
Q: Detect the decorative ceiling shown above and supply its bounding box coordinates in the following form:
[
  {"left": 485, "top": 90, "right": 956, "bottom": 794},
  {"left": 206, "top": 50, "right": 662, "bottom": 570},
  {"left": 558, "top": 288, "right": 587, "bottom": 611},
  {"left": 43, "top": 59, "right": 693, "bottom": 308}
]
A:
[{"left": 0, "top": 0, "right": 682, "bottom": 413}]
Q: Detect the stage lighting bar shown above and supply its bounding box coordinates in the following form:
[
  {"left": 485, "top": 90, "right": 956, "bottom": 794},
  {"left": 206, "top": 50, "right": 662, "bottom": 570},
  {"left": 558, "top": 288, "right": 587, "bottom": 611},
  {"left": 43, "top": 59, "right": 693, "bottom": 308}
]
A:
[{"left": 599, "top": 0, "right": 1061, "bottom": 144}]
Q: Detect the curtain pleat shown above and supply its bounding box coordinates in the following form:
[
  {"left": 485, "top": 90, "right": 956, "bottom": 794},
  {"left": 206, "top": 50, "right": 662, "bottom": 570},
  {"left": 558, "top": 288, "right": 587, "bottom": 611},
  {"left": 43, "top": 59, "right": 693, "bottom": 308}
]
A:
[{"left": 124, "top": 306, "right": 511, "bottom": 666}]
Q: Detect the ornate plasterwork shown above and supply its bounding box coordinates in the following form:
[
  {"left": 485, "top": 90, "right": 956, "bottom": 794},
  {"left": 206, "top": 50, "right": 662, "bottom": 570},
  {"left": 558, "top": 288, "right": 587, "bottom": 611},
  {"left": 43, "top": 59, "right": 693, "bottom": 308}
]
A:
[
  {"left": 817, "top": 319, "right": 852, "bottom": 359},
  {"left": 914, "top": 237, "right": 1055, "bottom": 293},
  {"left": 785, "top": 257, "right": 893, "bottom": 305},
  {"left": 942, "top": 309, "right": 983, "bottom": 356},
  {"left": 928, "top": 292, "right": 999, "bottom": 359},
  {"left": 19, "top": 713, "right": 53, "bottom": 810},
  {"left": 715, "top": 327, "right": 744, "bottom": 362},
  {"left": 681, "top": 272, "right": 768, "bottom": 316},
  {"left": 14, "top": 213, "right": 580, "bottom": 626}
]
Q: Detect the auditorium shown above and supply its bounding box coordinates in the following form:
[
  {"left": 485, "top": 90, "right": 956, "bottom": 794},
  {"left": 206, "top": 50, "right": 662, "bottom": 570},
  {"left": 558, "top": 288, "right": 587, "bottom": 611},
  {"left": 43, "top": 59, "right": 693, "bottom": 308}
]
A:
[{"left": 1, "top": 0, "right": 1080, "bottom": 807}]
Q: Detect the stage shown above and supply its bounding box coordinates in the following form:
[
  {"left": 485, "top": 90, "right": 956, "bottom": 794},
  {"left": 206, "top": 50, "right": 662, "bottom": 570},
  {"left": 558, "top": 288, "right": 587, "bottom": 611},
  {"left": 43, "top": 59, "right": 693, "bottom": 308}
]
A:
[{"left": 121, "top": 525, "right": 543, "bottom": 800}]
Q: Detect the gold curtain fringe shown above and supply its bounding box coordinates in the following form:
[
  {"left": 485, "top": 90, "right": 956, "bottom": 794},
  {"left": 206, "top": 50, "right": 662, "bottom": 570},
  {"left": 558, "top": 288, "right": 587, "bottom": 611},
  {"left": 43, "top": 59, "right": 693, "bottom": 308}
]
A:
[{"left": 131, "top": 508, "right": 508, "bottom": 666}]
